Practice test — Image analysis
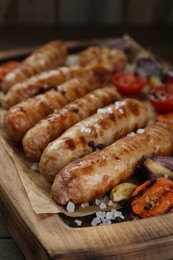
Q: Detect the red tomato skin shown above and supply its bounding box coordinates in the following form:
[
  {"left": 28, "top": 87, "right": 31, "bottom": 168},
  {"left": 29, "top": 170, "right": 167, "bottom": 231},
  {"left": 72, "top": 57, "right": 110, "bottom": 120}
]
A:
[
  {"left": 148, "top": 84, "right": 173, "bottom": 113},
  {"left": 112, "top": 73, "right": 146, "bottom": 95},
  {"left": 164, "top": 71, "right": 173, "bottom": 84}
]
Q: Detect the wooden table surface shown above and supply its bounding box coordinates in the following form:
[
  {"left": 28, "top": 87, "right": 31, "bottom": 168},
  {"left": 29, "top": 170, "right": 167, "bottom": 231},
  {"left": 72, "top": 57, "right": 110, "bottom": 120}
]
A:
[
  {"left": 0, "top": 25, "right": 173, "bottom": 260},
  {"left": 0, "top": 214, "right": 25, "bottom": 260}
]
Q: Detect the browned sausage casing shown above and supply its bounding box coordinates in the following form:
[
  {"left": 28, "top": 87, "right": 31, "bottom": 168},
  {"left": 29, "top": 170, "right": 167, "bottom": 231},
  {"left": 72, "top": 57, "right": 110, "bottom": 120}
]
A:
[
  {"left": 79, "top": 46, "right": 127, "bottom": 72},
  {"left": 2, "top": 65, "right": 111, "bottom": 109},
  {"left": 1, "top": 40, "right": 67, "bottom": 93},
  {"left": 40, "top": 99, "right": 149, "bottom": 182},
  {"left": 51, "top": 121, "right": 173, "bottom": 205},
  {"left": 2, "top": 67, "right": 82, "bottom": 109},
  {"left": 3, "top": 77, "right": 105, "bottom": 142},
  {"left": 23, "top": 87, "right": 121, "bottom": 161}
]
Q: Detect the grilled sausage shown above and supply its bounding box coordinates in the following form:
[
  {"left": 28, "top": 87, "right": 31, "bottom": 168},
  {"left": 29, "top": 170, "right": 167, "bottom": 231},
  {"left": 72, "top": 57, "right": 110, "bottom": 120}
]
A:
[
  {"left": 3, "top": 77, "right": 105, "bottom": 142},
  {"left": 79, "top": 46, "right": 127, "bottom": 72},
  {"left": 40, "top": 99, "right": 149, "bottom": 182},
  {"left": 51, "top": 121, "right": 173, "bottom": 205},
  {"left": 23, "top": 87, "right": 121, "bottom": 161},
  {"left": 0, "top": 61, "right": 20, "bottom": 82},
  {"left": 1, "top": 40, "right": 67, "bottom": 93},
  {"left": 2, "top": 65, "right": 111, "bottom": 109},
  {"left": 2, "top": 67, "right": 82, "bottom": 109}
]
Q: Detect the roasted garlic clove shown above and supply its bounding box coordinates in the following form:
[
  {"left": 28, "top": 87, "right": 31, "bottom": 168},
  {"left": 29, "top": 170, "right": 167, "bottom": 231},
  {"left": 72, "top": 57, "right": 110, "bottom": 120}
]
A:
[{"left": 110, "top": 183, "right": 137, "bottom": 202}]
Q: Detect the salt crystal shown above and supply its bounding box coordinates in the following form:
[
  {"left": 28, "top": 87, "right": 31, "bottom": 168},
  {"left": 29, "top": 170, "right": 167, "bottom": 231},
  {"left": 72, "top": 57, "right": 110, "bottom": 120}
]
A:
[
  {"left": 118, "top": 108, "right": 124, "bottom": 114},
  {"left": 31, "top": 162, "right": 39, "bottom": 171},
  {"left": 121, "top": 100, "right": 126, "bottom": 106},
  {"left": 95, "top": 199, "right": 101, "bottom": 206},
  {"left": 111, "top": 209, "right": 125, "bottom": 219},
  {"left": 91, "top": 217, "right": 101, "bottom": 226},
  {"left": 115, "top": 100, "right": 126, "bottom": 109},
  {"left": 115, "top": 102, "right": 120, "bottom": 109},
  {"left": 137, "top": 128, "right": 145, "bottom": 134},
  {"left": 97, "top": 107, "right": 113, "bottom": 114},
  {"left": 80, "top": 126, "right": 91, "bottom": 133},
  {"left": 101, "top": 219, "right": 112, "bottom": 225},
  {"left": 107, "top": 107, "right": 113, "bottom": 114},
  {"left": 74, "top": 219, "right": 82, "bottom": 226},
  {"left": 97, "top": 108, "right": 107, "bottom": 114},
  {"left": 80, "top": 203, "right": 89, "bottom": 208},
  {"left": 127, "top": 132, "right": 135, "bottom": 137},
  {"left": 99, "top": 202, "right": 107, "bottom": 209},
  {"left": 96, "top": 211, "right": 106, "bottom": 218},
  {"left": 106, "top": 211, "right": 113, "bottom": 220},
  {"left": 66, "top": 201, "right": 75, "bottom": 212}
]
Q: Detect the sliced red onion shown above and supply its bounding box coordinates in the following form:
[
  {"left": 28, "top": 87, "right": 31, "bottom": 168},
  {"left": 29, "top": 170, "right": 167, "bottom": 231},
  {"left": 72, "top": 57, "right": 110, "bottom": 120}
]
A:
[
  {"left": 152, "top": 156, "right": 173, "bottom": 171},
  {"left": 143, "top": 156, "right": 173, "bottom": 181}
]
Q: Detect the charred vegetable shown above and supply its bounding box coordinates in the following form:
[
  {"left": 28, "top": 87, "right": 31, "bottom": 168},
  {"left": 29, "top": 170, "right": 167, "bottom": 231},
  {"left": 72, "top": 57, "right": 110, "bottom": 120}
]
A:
[
  {"left": 143, "top": 156, "right": 173, "bottom": 181},
  {"left": 131, "top": 178, "right": 173, "bottom": 218},
  {"left": 164, "top": 70, "right": 173, "bottom": 84},
  {"left": 135, "top": 57, "right": 162, "bottom": 79}
]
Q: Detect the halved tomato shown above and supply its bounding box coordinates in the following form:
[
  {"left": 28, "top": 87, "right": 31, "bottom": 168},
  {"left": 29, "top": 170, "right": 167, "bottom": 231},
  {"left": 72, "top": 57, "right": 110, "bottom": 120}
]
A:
[
  {"left": 148, "top": 84, "right": 173, "bottom": 113},
  {"left": 163, "top": 70, "right": 173, "bottom": 84},
  {"left": 112, "top": 72, "right": 146, "bottom": 95}
]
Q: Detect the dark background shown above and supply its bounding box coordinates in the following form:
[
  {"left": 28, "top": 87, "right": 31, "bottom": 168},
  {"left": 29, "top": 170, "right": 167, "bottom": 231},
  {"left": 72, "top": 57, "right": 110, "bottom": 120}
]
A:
[{"left": 0, "top": 0, "right": 173, "bottom": 62}]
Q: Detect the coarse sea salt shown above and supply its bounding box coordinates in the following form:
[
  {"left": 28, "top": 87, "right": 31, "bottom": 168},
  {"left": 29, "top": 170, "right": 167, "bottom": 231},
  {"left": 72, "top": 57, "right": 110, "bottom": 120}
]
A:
[
  {"left": 99, "top": 202, "right": 107, "bottom": 209},
  {"left": 137, "top": 128, "right": 145, "bottom": 134},
  {"left": 66, "top": 201, "right": 75, "bottom": 212},
  {"left": 115, "top": 100, "right": 126, "bottom": 110},
  {"left": 96, "top": 211, "right": 106, "bottom": 218},
  {"left": 100, "top": 219, "right": 112, "bottom": 225},
  {"left": 80, "top": 202, "right": 89, "bottom": 208},
  {"left": 127, "top": 132, "right": 135, "bottom": 137},
  {"left": 95, "top": 199, "right": 101, "bottom": 206},
  {"left": 80, "top": 126, "right": 91, "bottom": 133},
  {"left": 31, "top": 162, "right": 39, "bottom": 171},
  {"left": 106, "top": 211, "right": 114, "bottom": 220},
  {"left": 91, "top": 217, "right": 101, "bottom": 226},
  {"left": 74, "top": 219, "right": 82, "bottom": 226},
  {"left": 118, "top": 108, "right": 124, "bottom": 114},
  {"left": 91, "top": 209, "right": 125, "bottom": 226},
  {"left": 97, "top": 106, "right": 113, "bottom": 114}
]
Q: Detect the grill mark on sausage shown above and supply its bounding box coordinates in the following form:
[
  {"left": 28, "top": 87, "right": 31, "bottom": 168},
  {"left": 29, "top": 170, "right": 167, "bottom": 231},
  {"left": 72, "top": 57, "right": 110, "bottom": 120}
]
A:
[
  {"left": 79, "top": 136, "right": 87, "bottom": 148},
  {"left": 65, "top": 138, "right": 76, "bottom": 150},
  {"left": 127, "top": 102, "right": 140, "bottom": 117}
]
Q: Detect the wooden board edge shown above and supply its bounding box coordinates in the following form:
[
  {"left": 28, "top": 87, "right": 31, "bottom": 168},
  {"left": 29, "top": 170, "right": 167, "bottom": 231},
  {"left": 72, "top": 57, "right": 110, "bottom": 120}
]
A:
[
  {"left": 0, "top": 180, "right": 50, "bottom": 260},
  {"left": 52, "top": 235, "right": 173, "bottom": 260}
]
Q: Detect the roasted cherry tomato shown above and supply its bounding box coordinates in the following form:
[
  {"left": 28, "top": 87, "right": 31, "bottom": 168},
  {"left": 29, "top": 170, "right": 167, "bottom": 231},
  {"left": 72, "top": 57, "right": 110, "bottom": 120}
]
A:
[
  {"left": 112, "top": 72, "right": 146, "bottom": 95},
  {"left": 148, "top": 84, "right": 173, "bottom": 113},
  {"left": 163, "top": 70, "right": 173, "bottom": 84}
]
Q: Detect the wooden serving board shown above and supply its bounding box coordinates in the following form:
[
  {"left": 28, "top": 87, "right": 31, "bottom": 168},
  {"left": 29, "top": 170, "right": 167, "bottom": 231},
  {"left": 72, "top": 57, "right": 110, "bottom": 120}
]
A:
[
  {"left": 1, "top": 142, "right": 173, "bottom": 260},
  {"left": 0, "top": 36, "right": 173, "bottom": 259}
]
